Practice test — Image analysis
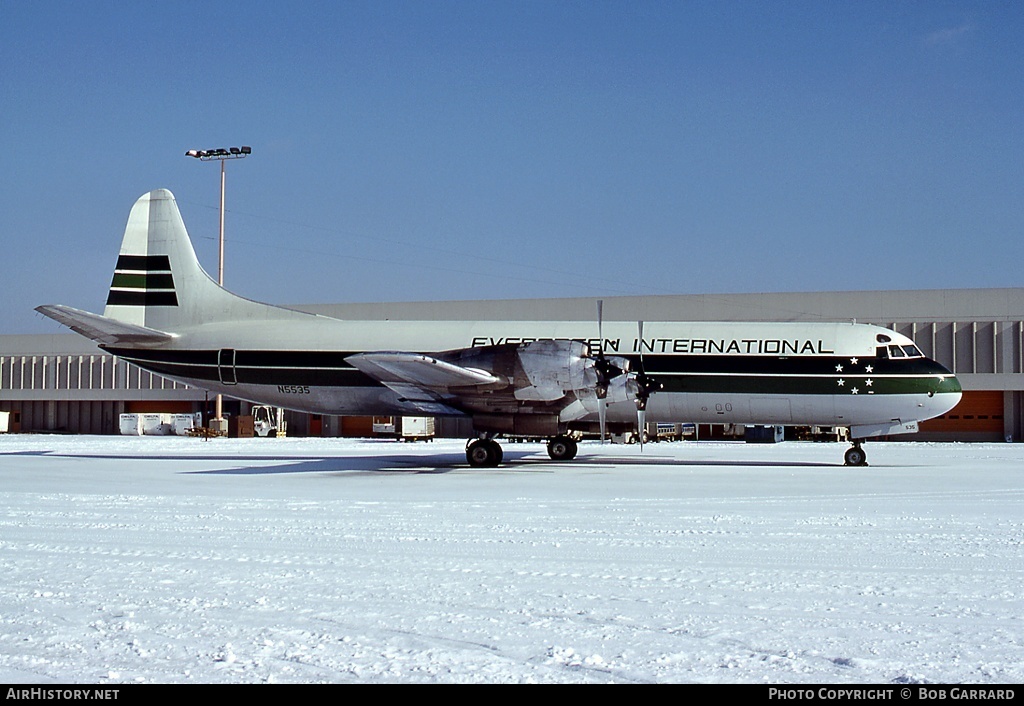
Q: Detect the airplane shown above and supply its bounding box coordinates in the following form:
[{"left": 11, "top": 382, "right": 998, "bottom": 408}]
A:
[{"left": 37, "top": 189, "right": 963, "bottom": 467}]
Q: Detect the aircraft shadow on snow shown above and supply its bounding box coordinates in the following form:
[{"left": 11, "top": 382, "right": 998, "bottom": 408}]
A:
[{"left": 1, "top": 449, "right": 841, "bottom": 475}]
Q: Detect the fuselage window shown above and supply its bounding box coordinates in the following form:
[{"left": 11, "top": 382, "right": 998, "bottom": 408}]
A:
[
  {"left": 902, "top": 344, "right": 923, "bottom": 358},
  {"left": 888, "top": 345, "right": 907, "bottom": 358},
  {"left": 876, "top": 346, "right": 888, "bottom": 359}
]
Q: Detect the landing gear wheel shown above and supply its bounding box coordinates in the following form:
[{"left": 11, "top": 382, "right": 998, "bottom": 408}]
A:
[
  {"left": 466, "top": 439, "right": 502, "bottom": 467},
  {"left": 844, "top": 444, "right": 868, "bottom": 467},
  {"left": 547, "top": 435, "right": 578, "bottom": 461}
]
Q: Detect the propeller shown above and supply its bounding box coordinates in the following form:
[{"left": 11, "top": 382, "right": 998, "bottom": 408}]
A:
[
  {"left": 593, "top": 300, "right": 628, "bottom": 443},
  {"left": 595, "top": 300, "right": 610, "bottom": 442},
  {"left": 591, "top": 303, "right": 661, "bottom": 448},
  {"left": 633, "top": 320, "right": 662, "bottom": 451}
]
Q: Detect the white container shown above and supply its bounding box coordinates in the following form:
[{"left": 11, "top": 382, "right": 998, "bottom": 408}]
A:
[
  {"left": 400, "top": 417, "right": 435, "bottom": 440},
  {"left": 141, "top": 413, "right": 172, "bottom": 435},
  {"left": 0, "top": 411, "right": 9, "bottom": 433},
  {"left": 172, "top": 413, "right": 199, "bottom": 436},
  {"left": 119, "top": 413, "right": 143, "bottom": 435}
]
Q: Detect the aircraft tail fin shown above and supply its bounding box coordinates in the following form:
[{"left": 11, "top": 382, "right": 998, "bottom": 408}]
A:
[{"left": 101, "top": 189, "right": 309, "bottom": 331}]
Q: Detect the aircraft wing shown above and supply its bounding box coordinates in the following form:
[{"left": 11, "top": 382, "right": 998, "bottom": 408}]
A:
[
  {"left": 35, "top": 305, "right": 173, "bottom": 346},
  {"left": 345, "top": 352, "right": 503, "bottom": 415},
  {"left": 347, "top": 340, "right": 638, "bottom": 424}
]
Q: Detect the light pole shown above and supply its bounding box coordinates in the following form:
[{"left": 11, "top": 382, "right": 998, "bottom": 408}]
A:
[{"left": 185, "top": 146, "right": 251, "bottom": 432}]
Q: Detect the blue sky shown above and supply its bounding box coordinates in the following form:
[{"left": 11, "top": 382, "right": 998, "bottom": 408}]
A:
[{"left": 3, "top": 1, "right": 1022, "bottom": 333}]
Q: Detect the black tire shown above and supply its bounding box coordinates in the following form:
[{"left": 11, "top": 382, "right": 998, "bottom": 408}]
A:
[
  {"left": 844, "top": 446, "right": 867, "bottom": 466},
  {"left": 547, "top": 435, "right": 578, "bottom": 461},
  {"left": 467, "top": 439, "right": 501, "bottom": 467}
]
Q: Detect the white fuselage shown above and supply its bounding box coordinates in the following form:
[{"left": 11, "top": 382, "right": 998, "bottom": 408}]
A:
[{"left": 104, "top": 316, "right": 962, "bottom": 435}]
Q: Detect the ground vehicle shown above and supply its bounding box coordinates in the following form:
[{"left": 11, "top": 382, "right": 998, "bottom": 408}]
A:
[{"left": 253, "top": 406, "right": 286, "bottom": 438}]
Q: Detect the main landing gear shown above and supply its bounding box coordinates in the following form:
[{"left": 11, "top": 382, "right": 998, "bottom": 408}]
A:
[
  {"left": 466, "top": 438, "right": 503, "bottom": 467},
  {"left": 844, "top": 441, "right": 868, "bottom": 467},
  {"left": 546, "top": 435, "right": 578, "bottom": 461},
  {"left": 465, "top": 434, "right": 580, "bottom": 467}
]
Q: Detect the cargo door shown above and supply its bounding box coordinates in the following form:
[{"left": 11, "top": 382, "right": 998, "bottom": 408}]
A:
[{"left": 218, "top": 349, "right": 237, "bottom": 385}]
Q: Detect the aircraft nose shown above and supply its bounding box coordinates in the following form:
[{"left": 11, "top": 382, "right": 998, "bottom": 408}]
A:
[{"left": 929, "top": 363, "right": 962, "bottom": 417}]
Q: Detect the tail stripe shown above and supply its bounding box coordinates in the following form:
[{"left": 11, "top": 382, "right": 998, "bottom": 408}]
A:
[
  {"left": 114, "top": 255, "right": 172, "bottom": 271},
  {"left": 106, "top": 254, "right": 178, "bottom": 307},
  {"left": 106, "top": 291, "right": 178, "bottom": 307}
]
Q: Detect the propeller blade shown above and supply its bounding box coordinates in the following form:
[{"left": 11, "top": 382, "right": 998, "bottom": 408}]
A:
[
  {"left": 637, "top": 320, "right": 646, "bottom": 451},
  {"left": 634, "top": 319, "right": 662, "bottom": 408},
  {"left": 595, "top": 299, "right": 606, "bottom": 398},
  {"left": 633, "top": 320, "right": 662, "bottom": 452},
  {"left": 598, "top": 301, "right": 607, "bottom": 443}
]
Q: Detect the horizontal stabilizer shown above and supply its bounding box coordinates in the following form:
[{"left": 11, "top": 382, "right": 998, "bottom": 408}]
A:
[{"left": 35, "top": 304, "right": 173, "bottom": 346}]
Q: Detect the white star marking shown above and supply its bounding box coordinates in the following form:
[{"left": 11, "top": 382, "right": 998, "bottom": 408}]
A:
[
  {"left": 865, "top": 379, "right": 873, "bottom": 386},
  {"left": 851, "top": 387, "right": 859, "bottom": 394},
  {"left": 837, "top": 379, "right": 845, "bottom": 386},
  {"left": 835, "top": 364, "right": 844, "bottom": 372},
  {"left": 865, "top": 365, "right": 873, "bottom": 373},
  {"left": 851, "top": 357, "right": 859, "bottom": 365}
]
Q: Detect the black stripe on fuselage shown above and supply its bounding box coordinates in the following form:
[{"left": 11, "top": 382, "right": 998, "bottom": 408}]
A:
[
  {"left": 102, "top": 347, "right": 371, "bottom": 387},
  {"left": 640, "top": 355, "right": 943, "bottom": 377},
  {"left": 101, "top": 346, "right": 950, "bottom": 394}
]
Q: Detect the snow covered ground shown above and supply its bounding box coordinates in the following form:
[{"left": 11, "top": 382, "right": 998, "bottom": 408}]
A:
[{"left": 0, "top": 435, "right": 1021, "bottom": 684}]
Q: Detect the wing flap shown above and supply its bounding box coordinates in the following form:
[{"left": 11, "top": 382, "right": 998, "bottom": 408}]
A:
[
  {"left": 345, "top": 352, "right": 502, "bottom": 389},
  {"left": 36, "top": 305, "right": 173, "bottom": 346},
  {"left": 346, "top": 352, "right": 504, "bottom": 415}
]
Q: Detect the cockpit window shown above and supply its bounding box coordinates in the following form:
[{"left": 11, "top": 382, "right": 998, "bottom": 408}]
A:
[{"left": 879, "top": 344, "right": 923, "bottom": 359}]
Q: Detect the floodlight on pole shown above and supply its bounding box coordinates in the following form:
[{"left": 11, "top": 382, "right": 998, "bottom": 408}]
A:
[
  {"left": 184, "top": 146, "right": 251, "bottom": 285},
  {"left": 185, "top": 146, "right": 251, "bottom": 428}
]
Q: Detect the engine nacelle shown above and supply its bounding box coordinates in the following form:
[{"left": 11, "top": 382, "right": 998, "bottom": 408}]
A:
[
  {"left": 512, "top": 340, "right": 637, "bottom": 402},
  {"left": 443, "top": 339, "right": 641, "bottom": 428},
  {"left": 513, "top": 339, "right": 597, "bottom": 401}
]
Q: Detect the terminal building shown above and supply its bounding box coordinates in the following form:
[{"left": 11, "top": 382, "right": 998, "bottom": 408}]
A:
[{"left": 3, "top": 287, "right": 1023, "bottom": 442}]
